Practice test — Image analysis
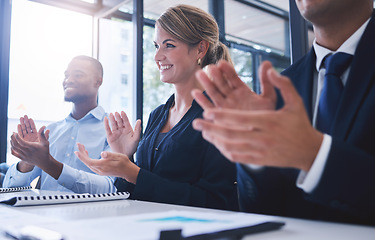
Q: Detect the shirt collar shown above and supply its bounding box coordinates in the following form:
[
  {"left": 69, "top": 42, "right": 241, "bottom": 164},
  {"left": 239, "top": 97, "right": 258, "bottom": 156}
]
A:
[
  {"left": 66, "top": 105, "right": 106, "bottom": 122},
  {"left": 313, "top": 18, "right": 370, "bottom": 72}
]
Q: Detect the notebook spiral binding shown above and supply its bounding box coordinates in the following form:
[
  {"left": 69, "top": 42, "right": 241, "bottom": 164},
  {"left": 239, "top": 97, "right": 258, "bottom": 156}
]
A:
[
  {"left": 1, "top": 191, "right": 130, "bottom": 206},
  {"left": 0, "top": 186, "right": 32, "bottom": 193}
]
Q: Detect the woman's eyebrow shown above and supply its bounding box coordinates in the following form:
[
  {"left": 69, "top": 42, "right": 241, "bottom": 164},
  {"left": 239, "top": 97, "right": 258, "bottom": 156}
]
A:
[
  {"left": 162, "top": 39, "right": 175, "bottom": 44},
  {"left": 153, "top": 39, "right": 176, "bottom": 45}
]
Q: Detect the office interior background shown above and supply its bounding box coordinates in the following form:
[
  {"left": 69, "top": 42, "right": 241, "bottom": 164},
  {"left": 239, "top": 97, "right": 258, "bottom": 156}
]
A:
[{"left": 1, "top": 0, "right": 375, "bottom": 166}]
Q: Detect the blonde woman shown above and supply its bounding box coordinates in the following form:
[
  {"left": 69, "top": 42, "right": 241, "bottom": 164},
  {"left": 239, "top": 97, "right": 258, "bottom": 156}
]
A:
[{"left": 76, "top": 5, "right": 237, "bottom": 210}]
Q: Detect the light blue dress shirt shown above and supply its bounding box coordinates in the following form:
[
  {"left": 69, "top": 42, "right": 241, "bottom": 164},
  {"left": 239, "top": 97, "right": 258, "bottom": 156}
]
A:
[{"left": 3, "top": 106, "right": 116, "bottom": 194}]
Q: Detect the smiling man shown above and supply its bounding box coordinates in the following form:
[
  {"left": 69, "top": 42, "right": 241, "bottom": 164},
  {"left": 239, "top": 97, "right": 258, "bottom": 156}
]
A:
[{"left": 4, "top": 56, "right": 116, "bottom": 194}]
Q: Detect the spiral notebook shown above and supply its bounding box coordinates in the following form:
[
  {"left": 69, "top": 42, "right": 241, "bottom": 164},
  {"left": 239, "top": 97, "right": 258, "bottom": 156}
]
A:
[
  {"left": 0, "top": 191, "right": 130, "bottom": 207},
  {"left": 0, "top": 186, "right": 32, "bottom": 193}
]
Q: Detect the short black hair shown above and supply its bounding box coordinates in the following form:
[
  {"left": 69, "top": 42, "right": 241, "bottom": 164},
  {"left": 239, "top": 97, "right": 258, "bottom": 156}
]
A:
[{"left": 72, "top": 55, "right": 103, "bottom": 78}]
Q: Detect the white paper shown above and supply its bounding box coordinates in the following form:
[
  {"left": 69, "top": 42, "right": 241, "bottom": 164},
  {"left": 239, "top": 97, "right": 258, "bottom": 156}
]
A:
[
  {"left": 0, "top": 205, "right": 63, "bottom": 239},
  {"left": 44, "top": 210, "right": 276, "bottom": 240}
]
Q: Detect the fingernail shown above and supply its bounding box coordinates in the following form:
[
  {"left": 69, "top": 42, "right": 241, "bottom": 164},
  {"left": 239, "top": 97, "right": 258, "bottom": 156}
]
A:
[
  {"left": 101, "top": 152, "right": 107, "bottom": 158},
  {"left": 193, "top": 121, "right": 202, "bottom": 130},
  {"left": 203, "top": 111, "right": 214, "bottom": 120}
]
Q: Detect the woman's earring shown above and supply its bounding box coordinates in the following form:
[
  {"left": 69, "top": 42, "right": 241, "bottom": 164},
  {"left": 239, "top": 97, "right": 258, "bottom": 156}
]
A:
[{"left": 197, "top": 58, "right": 201, "bottom": 65}]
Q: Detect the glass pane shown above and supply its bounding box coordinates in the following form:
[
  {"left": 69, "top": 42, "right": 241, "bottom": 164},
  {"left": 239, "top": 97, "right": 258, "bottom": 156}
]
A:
[
  {"left": 143, "top": 0, "right": 209, "bottom": 21},
  {"left": 7, "top": 0, "right": 92, "bottom": 165},
  {"left": 98, "top": 18, "right": 135, "bottom": 124},
  {"left": 230, "top": 48, "right": 253, "bottom": 89},
  {"left": 80, "top": 0, "right": 96, "bottom": 3},
  {"left": 225, "top": 0, "right": 287, "bottom": 53},
  {"left": 261, "top": 0, "right": 289, "bottom": 12},
  {"left": 118, "top": 0, "right": 133, "bottom": 14},
  {"left": 143, "top": 25, "right": 173, "bottom": 128}
]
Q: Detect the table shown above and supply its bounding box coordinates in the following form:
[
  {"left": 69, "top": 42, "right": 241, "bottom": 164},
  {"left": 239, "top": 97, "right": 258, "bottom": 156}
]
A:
[{"left": 0, "top": 190, "right": 374, "bottom": 239}]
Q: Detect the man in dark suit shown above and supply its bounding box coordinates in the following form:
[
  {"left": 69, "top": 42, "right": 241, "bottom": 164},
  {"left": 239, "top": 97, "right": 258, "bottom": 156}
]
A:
[{"left": 191, "top": 0, "right": 375, "bottom": 226}]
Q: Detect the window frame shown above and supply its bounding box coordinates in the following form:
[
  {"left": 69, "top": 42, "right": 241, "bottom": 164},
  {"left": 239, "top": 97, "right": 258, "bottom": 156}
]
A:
[{"left": 0, "top": 0, "right": 12, "bottom": 163}]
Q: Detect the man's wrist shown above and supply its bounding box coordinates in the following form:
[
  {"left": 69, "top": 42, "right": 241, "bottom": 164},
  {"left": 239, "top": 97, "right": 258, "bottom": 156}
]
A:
[
  {"left": 39, "top": 155, "right": 63, "bottom": 180},
  {"left": 301, "top": 131, "right": 324, "bottom": 172},
  {"left": 297, "top": 134, "right": 332, "bottom": 193},
  {"left": 17, "top": 161, "right": 35, "bottom": 173}
]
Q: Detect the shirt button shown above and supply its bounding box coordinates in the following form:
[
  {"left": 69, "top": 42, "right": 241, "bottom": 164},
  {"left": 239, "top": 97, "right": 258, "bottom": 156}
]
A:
[
  {"left": 71, "top": 137, "right": 75, "bottom": 140},
  {"left": 155, "top": 148, "right": 158, "bottom": 151},
  {"left": 67, "top": 153, "right": 70, "bottom": 157}
]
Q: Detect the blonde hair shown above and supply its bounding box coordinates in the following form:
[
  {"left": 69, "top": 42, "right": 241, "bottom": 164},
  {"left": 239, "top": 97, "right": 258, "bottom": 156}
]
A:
[{"left": 156, "top": 4, "right": 233, "bottom": 68}]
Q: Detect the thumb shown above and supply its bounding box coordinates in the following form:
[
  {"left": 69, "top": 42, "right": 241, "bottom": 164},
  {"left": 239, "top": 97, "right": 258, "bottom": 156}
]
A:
[
  {"left": 104, "top": 116, "right": 112, "bottom": 137},
  {"left": 101, "top": 151, "right": 127, "bottom": 161},
  {"left": 38, "top": 126, "right": 48, "bottom": 144},
  {"left": 134, "top": 119, "right": 142, "bottom": 140},
  {"left": 259, "top": 61, "right": 277, "bottom": 102},
  {"left": 44, "top": 129, "right": 50, "bottom": 140},
  {"left": 267, "top": 67, "right": 302, "bottom": 110}
]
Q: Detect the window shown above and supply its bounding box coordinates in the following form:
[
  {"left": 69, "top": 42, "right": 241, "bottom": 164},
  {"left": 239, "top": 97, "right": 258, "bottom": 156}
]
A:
[
  {"left": 121, "top": 54, "right": 129, "bottom": 63},
  {"left": 80, "top": 0, "right": 96, "bottom": 3},
  {"left": 224, "top": 0, "right": 291, "bottom": 93},
  {"left": 121, "top": 97, "right": 129, "bottom": 108},
  {"left": 225, "top": 0, "right": 289, "bottom": 55},
  {"left": 120, "top": 0, "right": 209, "bottom": 21},
  {"left": 230, "top": 48, "right": 253, "bottom": 89},
  {"left": 121, "top": 29, "right": 129, "bottom": 41},
  {"left": 121, "top": 74, "right": 129, "bottom": 85},
  {"left": 98, "top": 18, "right": 134, "bottom": 122},
  {"left": 7, "top": 0, "right": 92, "bottom": 165},
  {"left": 261, "top": 0, "right": 289, "bottom": 11}
]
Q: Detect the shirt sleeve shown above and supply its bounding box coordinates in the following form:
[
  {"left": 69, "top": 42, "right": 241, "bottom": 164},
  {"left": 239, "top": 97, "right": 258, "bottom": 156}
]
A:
[
  {"left": 57, "top": 164, "right": 116, "bottom": 194},
  {"left": 297, "top": 134, "right": 332, "bottom": 192},
  {"left": 2, "top": 163, "right": 41, "bottom": 188},
  {"left": 56, "top": 142, "right": 116, "bottom": 194}
]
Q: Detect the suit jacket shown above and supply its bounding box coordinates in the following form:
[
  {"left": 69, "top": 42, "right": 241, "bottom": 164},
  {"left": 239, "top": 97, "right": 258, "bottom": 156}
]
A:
[{"left": 237, "top": 10, "right": 375, "bottom": 226}]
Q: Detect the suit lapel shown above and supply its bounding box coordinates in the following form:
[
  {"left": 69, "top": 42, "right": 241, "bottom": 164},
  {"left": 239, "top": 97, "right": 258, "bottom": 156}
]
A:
[
  {"left": 333, "top": 11, "right": 375, "bottom": 139},
  {"left": 282, "top": 49, "right": 316, "bottom": 121}
]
